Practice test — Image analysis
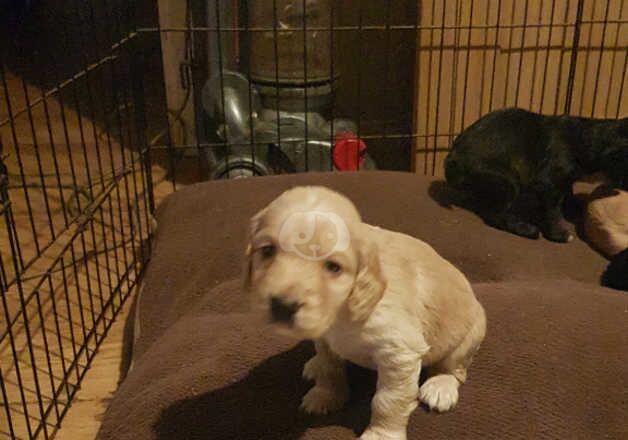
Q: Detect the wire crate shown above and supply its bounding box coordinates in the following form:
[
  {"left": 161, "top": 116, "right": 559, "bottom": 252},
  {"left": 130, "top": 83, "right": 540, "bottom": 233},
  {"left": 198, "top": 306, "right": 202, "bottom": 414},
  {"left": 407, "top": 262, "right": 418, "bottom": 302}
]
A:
[
  {"left": 0, "top": 1, "right": 153, "bottom": 438},
  {"left": 1, "top": 0, "right": 626, "bottom": 438}
]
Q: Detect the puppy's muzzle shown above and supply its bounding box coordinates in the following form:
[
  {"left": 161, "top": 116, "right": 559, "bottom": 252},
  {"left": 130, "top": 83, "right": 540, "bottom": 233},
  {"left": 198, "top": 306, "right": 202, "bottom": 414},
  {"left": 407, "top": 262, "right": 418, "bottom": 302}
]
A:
[{"left": 270, "top": 297, "right": 302, "bottom": 323}]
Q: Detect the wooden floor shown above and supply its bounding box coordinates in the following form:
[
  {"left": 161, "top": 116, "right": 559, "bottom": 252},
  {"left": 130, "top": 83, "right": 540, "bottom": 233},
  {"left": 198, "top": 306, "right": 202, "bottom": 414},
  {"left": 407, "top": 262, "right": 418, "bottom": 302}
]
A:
[
  {"left": 53, "top": 297, "right": 132, "bottom": 440},
  {"left": 1, "top": 70, "right": 175, "bottom": 440}
]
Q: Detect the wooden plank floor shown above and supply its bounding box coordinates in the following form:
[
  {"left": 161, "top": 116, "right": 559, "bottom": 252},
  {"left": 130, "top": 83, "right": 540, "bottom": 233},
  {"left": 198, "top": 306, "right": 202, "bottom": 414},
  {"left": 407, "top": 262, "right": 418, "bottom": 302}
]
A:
[
  {"left": 53, "top": 297, "right": 132, "bottom": 440},
  {"left": 1, "top": 70, "right": 176, "bottom": 440}
]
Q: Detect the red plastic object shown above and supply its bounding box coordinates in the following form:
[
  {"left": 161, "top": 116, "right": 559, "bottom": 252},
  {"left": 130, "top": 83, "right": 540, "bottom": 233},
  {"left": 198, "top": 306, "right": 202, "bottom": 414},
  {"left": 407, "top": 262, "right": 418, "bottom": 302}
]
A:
[{"left": 333, "top": 131, "right": 367, "bottom": 171}]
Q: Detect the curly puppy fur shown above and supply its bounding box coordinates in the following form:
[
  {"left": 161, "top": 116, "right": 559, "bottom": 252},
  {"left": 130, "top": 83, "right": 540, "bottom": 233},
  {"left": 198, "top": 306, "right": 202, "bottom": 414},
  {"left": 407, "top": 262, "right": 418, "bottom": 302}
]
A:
[
  {"left": 244, "top": 186, "right": 486, "bottom": 440},
  {"left": 445, "top": 108, "right": 628, "bottom": 242}
]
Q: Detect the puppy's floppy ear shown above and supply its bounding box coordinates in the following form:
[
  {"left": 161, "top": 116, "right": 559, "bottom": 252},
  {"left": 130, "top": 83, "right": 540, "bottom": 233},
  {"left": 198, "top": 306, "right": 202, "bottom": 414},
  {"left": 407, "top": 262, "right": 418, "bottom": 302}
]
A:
[
  {"left": 243, "top": 207, "right": 267, "bottom": 290},
  {"left": 348, "top": 238, "right": 386, "bottom": 321}
]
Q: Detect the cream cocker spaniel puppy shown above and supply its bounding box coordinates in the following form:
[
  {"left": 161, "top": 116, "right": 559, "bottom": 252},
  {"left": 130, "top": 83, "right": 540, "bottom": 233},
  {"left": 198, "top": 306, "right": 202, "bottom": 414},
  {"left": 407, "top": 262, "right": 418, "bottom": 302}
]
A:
[{"left": 244, "top": 186, "right": 486, "bottom": 440}]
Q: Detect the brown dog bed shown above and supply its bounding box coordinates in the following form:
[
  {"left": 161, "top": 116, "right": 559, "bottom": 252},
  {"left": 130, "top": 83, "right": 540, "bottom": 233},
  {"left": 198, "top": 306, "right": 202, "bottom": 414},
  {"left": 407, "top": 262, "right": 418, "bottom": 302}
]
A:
[{"left": 97, "top": 172, "right": 627, "bottom": 440}]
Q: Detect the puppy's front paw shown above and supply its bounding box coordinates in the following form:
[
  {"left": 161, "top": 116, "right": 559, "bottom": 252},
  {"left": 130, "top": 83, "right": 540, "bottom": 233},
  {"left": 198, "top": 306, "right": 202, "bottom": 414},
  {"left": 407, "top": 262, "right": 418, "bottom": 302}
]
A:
[
  {"left": 302, "top": 355, "right": 325, "bottom": 381},
  {"left": 300, "top": 385, "right": 347, "bottom": 415},
  {"left": 542, "top": 222, "right": 573, "bottom": 243},
  {"left": 359, "top": 426, "right": 406, "bottom": 440},
  {"left": 419, "top": 374, "right": 460, "bottom": 412}
]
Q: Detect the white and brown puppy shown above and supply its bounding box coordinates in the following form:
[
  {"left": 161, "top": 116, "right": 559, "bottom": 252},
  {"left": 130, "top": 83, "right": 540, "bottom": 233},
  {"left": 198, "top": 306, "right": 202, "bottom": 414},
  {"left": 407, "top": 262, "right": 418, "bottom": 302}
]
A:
[{"left": 244, "top": 186, "right": 486, "bottom": 440}]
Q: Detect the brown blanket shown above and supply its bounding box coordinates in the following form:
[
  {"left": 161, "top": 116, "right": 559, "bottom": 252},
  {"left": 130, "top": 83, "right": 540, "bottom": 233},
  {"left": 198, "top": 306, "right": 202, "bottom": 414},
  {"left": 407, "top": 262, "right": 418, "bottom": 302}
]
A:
[{"left": 97, "top": 172, "right": 627, "bottom": 440}]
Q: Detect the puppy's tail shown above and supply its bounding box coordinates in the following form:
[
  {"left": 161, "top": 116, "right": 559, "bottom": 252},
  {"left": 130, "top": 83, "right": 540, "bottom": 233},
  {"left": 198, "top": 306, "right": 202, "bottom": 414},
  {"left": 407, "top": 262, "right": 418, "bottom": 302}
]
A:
[{"left": 602, "top": 248, "right": 628, "bottom": 291}]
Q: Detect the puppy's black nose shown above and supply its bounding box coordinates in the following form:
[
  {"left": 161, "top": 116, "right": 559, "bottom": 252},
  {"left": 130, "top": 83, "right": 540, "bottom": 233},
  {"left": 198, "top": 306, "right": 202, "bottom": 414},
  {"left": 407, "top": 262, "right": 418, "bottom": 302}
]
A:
[{"left": 270, "top": 297, "right": 301, "bottom": 323}]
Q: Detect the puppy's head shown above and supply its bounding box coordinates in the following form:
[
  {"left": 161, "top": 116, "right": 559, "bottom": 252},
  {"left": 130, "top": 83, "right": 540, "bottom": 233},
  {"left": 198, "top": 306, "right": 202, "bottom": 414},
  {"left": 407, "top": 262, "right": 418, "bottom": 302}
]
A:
[{"left": 244, "top": 186, "right": 386, "bottom": 339}]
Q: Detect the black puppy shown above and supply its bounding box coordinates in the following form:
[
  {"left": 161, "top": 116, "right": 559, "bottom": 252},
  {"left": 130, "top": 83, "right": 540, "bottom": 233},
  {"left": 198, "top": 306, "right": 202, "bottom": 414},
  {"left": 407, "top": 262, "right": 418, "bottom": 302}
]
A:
[{"left": 445, "top": 108, "right": 628, "bottom": 242}]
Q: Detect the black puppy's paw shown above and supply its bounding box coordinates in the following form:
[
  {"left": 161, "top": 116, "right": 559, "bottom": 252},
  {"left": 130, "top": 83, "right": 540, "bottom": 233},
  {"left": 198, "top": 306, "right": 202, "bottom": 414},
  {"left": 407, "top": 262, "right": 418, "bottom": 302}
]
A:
[
  {"left": 511, "top": 222, "right": 541, "bottom": 239},
  {"left": 485, "top": 213, "right": 540, "bottom": 239},
  {"left": 542, "top": 224, "right": 573, "bottom": 243}
]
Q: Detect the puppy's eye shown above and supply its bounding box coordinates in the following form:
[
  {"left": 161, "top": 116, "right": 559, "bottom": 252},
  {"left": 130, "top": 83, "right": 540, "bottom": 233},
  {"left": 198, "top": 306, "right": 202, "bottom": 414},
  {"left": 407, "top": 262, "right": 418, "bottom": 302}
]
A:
[
  {"left": 260, "top": 245, "right": 276, "bottom": 259},
  {"left": 324, "top": 261, "right": 342, "bottom": 274}
]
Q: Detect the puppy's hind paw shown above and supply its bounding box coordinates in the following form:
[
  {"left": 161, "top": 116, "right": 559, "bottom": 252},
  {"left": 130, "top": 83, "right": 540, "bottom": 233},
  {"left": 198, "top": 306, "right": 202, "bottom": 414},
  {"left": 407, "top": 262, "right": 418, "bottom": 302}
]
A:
[
  {"left": 359, "top": 426, "right": 407, "bottom": 440},
  {"left": 419, "top": 374, "right": 460, "bottom": 413},
  {"left": 300, "top": 386, "right": 347, "bottom": 415}
]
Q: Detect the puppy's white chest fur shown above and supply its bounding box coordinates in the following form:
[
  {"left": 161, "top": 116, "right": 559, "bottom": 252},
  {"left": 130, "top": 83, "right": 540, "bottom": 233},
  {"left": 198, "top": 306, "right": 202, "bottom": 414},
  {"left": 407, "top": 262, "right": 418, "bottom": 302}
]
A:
[{"left": 323, "top": 318, "right": 378, "bottom": 370}]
